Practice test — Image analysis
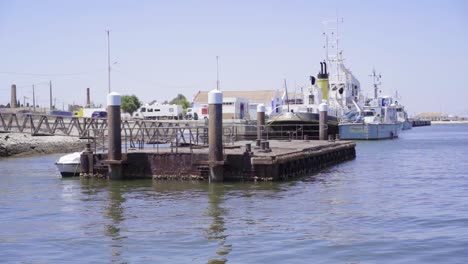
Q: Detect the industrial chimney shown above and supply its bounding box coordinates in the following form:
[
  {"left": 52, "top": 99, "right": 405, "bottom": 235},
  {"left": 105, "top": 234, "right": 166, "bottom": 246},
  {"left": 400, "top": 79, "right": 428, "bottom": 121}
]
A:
[
  {"left": 11, "top": 84, "right": 17, "bottom": 108},
  {"left": 86, "top": 88, "right": 91, "bottom": 107}
]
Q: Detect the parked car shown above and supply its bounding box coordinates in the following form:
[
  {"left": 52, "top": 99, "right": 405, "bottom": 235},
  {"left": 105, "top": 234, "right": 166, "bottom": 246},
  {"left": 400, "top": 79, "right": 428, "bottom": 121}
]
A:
[{"left": 91, "top": 111, "right": 107, "bottom": 118}]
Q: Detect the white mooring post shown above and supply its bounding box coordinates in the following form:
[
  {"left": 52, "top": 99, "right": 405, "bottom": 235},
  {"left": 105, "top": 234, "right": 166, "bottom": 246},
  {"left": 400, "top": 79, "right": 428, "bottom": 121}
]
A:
[
  {"left": 107, "top": 92, "right": 123, "bottom": 180},
  {"left": 319, "top": 103, "right": 328, "bottom": 140},
  {"left": 208, "top": 89, "right": 223, "bottom": 182}
]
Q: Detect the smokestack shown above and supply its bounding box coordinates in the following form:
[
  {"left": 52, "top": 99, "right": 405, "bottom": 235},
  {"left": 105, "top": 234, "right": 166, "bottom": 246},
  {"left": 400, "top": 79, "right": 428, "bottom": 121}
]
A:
[
  {"left": 320, "top": 62, "right": 323, "bottom": 74},
  {"left": 323, "top": 61, "right": 327, "bottom": 74},
  {"left": 11, "top": 84, "right": 17, "bottom": 108},
  {"left": 86, "top": 88, "right": 90, "bottom": 107}
]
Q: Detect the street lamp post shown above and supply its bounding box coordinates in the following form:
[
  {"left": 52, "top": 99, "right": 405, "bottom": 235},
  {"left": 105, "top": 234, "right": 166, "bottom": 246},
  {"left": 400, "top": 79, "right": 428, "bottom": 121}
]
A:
[{"left": 107, "top": 30, "right": 111, "bottom": 94}]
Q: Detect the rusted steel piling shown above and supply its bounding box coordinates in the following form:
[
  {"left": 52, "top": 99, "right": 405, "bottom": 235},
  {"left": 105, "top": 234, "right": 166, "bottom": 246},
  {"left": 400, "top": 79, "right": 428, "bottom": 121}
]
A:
[
  {"left": 208, "top": 89, "right": 224, "bottom": 182},
  {"left": 106, "top": 92, "right": 123, "bottom": 180},
  {"left": 80, "top": 143, "right": 94, "bottom": 176}
]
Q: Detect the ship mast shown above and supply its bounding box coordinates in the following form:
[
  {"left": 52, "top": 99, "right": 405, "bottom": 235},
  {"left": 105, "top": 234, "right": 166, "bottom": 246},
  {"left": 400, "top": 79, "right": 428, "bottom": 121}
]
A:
[
  {"left": 322, "top": 18, "right": 343, "bottom": 82},
  {"left": 284, "top": 79, "right": 290, "bottom": 112},
  {"left": 369, "top": 69, "right": 382, "bottom": 99}
]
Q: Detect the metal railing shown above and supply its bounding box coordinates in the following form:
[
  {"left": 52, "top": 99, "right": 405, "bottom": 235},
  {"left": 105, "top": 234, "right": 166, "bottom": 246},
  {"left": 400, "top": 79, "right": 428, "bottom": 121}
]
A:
[{"left": 0, "top": 112, "right": 327, "bottom": 154}]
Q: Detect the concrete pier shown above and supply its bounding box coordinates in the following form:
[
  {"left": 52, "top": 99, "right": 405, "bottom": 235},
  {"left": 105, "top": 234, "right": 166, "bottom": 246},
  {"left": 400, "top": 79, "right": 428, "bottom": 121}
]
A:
[
  {"left": 208, "top": 89, "right": 224, "bottom": 182},
  {"left": 76, "top": 93, "right": 356, "bottom": 181},
  {"left": 319, "top": 103, "right": 328, "bottom": 140},
  {"left": 85, "top": 140, "right": 356, "bottom": 181},
  {"left": 106, "top": 92, "right": 123, "bottom": 180}
]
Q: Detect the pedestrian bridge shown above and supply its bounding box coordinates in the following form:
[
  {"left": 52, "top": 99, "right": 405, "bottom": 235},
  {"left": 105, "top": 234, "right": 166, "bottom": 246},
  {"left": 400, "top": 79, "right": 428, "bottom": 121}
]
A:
[
  {"left": 0, "top": 112, "right": 215, "bottom": 147},
  {"left": 0, "top": 112, "right": 321, "bottom": 150}
]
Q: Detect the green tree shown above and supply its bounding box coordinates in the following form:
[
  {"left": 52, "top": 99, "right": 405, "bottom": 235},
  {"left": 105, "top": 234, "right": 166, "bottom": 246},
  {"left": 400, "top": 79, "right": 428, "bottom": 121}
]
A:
[
  {"left": 169, "top": 94, "right": 190, "bottom": 111},
  {"left": 121, "top": 95, "right": 141, "bottom": 114}
]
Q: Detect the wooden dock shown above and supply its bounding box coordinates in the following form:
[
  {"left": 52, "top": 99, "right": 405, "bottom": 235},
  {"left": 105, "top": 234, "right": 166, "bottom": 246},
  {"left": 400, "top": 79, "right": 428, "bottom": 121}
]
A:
[{"left": 82, "top": 140, "right": 356, "bottom": 181}]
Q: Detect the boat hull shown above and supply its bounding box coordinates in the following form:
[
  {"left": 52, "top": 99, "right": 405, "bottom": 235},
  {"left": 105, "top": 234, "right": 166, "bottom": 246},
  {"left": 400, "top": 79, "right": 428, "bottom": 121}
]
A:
[
  {"left": 402, "top": 120, "right": 413, "bottom": 130},
  {"left": 55, "top": 163, "right": 80, "bottom": 177},
  {"left": 267, "top": 112, "right": 339, "bottom": 137},
  {"left": 339, "top": 123, "right": 401, "bottom": 140}
]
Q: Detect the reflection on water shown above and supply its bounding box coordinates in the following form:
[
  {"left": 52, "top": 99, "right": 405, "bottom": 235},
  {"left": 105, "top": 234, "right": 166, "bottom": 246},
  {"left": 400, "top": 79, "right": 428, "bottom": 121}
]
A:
[
  {"left": 78, "top": 179, "right": 127, "bottom": 263},
  {"left": 0, "top": 125, "right": 467, "bottom": 263},
  {"left": 106, "top": 182, "right": 126, "bottom": 263},
  {"left": 206, "top": 184, "right": 230, "bottom": 264}
]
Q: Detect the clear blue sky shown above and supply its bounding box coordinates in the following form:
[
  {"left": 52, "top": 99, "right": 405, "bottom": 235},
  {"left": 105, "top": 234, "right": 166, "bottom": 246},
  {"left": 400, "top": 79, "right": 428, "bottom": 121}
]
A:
[{"left": 1, "top": 0, "right": 467, "bottom": 116}]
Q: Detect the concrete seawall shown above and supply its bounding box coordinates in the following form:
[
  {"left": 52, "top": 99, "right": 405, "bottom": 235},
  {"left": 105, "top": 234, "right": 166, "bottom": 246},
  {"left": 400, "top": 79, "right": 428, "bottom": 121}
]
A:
[{"left": 0, "top": 133, "right": 86, "bottom": 157}]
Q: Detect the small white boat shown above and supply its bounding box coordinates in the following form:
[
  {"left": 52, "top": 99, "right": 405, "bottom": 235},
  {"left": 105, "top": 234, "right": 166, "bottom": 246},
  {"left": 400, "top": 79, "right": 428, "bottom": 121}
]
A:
[{"left": 55, "top": 152, "right": 81, "bottom": 177}]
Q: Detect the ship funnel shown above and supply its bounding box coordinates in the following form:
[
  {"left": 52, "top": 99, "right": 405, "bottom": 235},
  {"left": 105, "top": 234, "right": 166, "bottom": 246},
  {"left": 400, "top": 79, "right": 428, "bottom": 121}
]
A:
[
  {"left": 310, "top": 76, "right": 316, "bottom": 85},
  {"left": 317, "top": 61, "right": 329, "bottom": 101}
]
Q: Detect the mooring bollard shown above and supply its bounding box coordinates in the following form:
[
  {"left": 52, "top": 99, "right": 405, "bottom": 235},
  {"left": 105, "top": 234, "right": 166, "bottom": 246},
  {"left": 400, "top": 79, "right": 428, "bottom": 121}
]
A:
[
  {"left": 261, "top": 141, "right": 267, "bottom": 151},
  {"left": 328, "top": 134, "right": 335, "bottom": 142},
  {"left": 304, "top": 135, "right": 309, "bottom": 142},
  {"left": 245, "top": 143, "right": 252, "bottom": 153},
  {"left": 107, "top": 92, "right": 123, "bottom": 180},
  {"left": 257, "top": 104, "right": 265, "bottom": 142},
  {"left": 259, "top": 140, "right": 271, "bottom": 153},
  {"left": 208, "top": 89, "right": 224, "bottom": 182},
  {"left": 255, "top": 139, "right": 261, "bottom": 148},
  {"left": 319, "top": 102, "right": 328, "bottom": 141}
]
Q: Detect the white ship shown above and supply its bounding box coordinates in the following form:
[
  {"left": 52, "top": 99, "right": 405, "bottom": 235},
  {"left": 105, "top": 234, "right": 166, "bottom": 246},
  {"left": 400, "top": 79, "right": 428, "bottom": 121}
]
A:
[
  {"left": 339, "top": 70, "right": 402, "bottom": 140},
  {"left": 268, "top": 19, "right": 364, "bottom": 137}
]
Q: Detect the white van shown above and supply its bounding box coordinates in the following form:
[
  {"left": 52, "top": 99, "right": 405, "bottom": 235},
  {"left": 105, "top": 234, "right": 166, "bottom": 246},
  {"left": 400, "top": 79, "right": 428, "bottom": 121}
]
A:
[{"left": 133, "top": 103, "right": 183, "bottom": 120}]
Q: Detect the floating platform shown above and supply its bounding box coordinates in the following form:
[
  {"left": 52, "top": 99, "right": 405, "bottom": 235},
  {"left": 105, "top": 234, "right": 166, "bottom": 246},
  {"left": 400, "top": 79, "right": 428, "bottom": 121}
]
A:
[
  {"left": 412, "top": 120, "right": 431, "bottom": 127},
  {"left": 82, "top": 140, "right": 356, "bottom": 181}
]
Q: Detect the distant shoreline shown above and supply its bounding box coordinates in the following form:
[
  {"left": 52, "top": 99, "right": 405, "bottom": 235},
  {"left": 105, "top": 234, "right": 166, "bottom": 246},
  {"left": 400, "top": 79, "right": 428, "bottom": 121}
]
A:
[
  {"left": 0, "top": 133, "right": 86, "bottom": 158},
  {"left": 430, "top": 121, "right": 468, "bottom": 125}
]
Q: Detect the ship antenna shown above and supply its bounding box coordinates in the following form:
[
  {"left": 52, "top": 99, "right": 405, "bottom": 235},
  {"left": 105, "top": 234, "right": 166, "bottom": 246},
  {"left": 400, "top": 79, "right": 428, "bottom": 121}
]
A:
[
  {"left": 284, "top": 79, "right": 290, "bottom": 112},
  {"left": 216, "top": 56, "right": 220, "bottom": 90},
  {"left": 369, "top": 69, "right": 382, "bottom": 99},
  {"left": 107, "top": 29, "right": 111, "bottom": 94}
]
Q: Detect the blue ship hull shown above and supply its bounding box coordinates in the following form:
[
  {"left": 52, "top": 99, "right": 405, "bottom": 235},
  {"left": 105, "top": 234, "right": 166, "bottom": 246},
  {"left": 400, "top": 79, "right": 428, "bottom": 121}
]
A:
[{"left": 339, "top": 123, "right": 401, "bottom": 140}]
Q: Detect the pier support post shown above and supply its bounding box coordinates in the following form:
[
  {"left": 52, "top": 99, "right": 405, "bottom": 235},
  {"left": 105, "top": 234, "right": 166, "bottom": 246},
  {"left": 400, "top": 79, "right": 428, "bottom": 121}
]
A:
[
  {"left": 208, "top": 89, "right": 224, "bottom": 182},
  {"left": 11, "top": 84, "right": 17, "bottom": 108},
  {"left": 319, "top": 103, "right": 328, "bottom": 140},
  {"left": 256, "top": 104, "right": 265, "bottom": 142},
  {"left": 80, "top": 143, "right": 94, "bottom": 175},
  {"left": 107, "top": 92, "right": 123, "bottom": 180}
]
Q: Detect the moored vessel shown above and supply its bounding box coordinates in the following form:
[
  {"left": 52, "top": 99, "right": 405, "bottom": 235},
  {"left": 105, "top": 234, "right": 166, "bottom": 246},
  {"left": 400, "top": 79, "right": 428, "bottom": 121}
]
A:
[
  {"left": 55, "top": 152, "right": 81, "bottom": 177},
  {"left": 339, "top": 71, "right": 402, "bottom": 140}
]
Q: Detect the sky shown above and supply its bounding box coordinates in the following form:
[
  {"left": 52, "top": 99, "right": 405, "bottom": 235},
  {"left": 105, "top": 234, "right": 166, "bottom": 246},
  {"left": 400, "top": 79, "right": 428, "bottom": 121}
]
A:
[{"left": 0, "top": 0, "right": 467, "bottom": 116}]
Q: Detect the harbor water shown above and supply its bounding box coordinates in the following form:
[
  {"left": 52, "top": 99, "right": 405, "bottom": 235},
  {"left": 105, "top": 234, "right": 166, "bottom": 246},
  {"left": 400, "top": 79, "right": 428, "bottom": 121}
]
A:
[{"left": 1, "top": 124, "right": 467, "bottom": 263}]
